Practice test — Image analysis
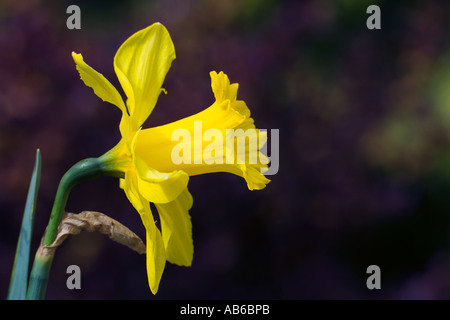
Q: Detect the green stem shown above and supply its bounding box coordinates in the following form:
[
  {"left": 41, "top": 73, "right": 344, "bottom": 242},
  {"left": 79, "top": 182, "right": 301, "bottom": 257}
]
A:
[
  {"left": 25, "top": 251, "right": 53, "bottom": 300},
  {"left": 26, "top": 157, "right": 123, "bottom": 300}
]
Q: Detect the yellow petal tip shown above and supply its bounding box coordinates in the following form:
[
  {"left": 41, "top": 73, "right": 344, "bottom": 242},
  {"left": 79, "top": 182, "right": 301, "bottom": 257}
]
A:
[{"left": 72, "top": 52, "right": 83, "bottom": 63}]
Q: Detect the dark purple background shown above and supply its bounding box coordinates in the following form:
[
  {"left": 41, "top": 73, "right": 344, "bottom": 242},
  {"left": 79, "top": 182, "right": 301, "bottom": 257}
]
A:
[{"left": 2, "top": 0, "right": 450, "bottom": 299}]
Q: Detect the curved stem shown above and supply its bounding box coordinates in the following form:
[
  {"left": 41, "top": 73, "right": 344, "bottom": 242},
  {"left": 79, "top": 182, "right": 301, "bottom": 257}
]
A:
[
  {"left": 43, "top": 157, "right": 123, "bottom": 245},
  {"left": 26, "top": 157, "right": 124, "bottom": 300}
]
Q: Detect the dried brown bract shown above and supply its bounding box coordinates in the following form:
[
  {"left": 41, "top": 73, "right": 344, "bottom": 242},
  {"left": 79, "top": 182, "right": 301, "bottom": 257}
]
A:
[{"left": 40, "top": 211, "right": 145, "bottom": 257}]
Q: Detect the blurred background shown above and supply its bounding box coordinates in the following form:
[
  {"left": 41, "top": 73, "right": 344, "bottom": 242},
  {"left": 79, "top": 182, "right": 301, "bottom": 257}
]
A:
[{"left": 2, "top": 0, "right": 450, "bottom": 299}]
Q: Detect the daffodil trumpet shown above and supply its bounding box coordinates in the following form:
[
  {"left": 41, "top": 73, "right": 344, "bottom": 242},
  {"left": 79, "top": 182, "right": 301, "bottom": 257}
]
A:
[{"left": 27, "top": 22, "right": 270, "bottom": 299}]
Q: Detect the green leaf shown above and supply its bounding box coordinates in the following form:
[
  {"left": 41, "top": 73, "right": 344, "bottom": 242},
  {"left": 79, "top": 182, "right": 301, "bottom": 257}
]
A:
[{"left": 7, "top": 149, "right": 42, "bottom": 300}]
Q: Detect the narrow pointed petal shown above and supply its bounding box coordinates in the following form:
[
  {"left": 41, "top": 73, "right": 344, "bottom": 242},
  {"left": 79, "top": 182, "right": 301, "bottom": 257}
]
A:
[
  {"left": 72, "top": 52, "right": 126, "bottom": 114},
  {"left": 144, "top": 219, "right": 165, "bottom": 294},
  {"left": 114, "top": 23, "right": 175, "bottom": 130},
  {"left": 155, "top": 188, "right": 193, "bottom": 266},
  {"left": 121, "top": 170, "right": 165, "bottom": 294}
]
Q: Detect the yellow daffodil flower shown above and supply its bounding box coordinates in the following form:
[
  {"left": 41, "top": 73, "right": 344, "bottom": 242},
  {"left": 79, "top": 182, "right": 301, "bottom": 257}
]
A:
[{"left": 71, "top": 22, "right": 270, "bottom": 294}]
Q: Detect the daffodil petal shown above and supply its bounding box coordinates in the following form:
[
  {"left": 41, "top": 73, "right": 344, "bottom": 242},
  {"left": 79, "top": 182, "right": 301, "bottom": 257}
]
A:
[
  {"left": 119, "top": 112, "right": 134, "bottom": 145},
  {"left": 134, "top": 155, "right": 189, "bottom": 204},
  {"left": 155, "top": 188, "right": 193, "bottom": 266},
  {"left": 72, "top": 52, "right": 126, "bottom": 114},
  {"left": 114, "top": 23, "right": 175, "bottom": 130},
  {"left": 121, "top": 170, "right": 165, "bottom": 294},
  {"left": 143, "top": 216, "right": 165, "bottom": 295}
]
